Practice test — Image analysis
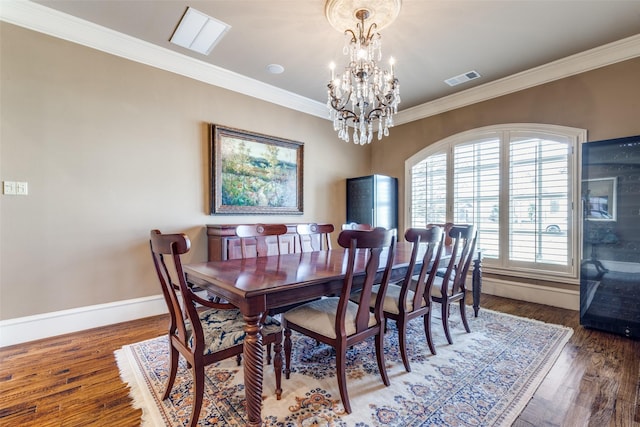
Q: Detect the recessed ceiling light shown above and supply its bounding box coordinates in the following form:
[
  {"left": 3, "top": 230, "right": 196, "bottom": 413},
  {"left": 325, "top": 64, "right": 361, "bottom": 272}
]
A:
[
  {"left": 266, "top": 64, "right": 285, "bottom": 74},
  {"left": 170, "top": 7, "right": 230, "bottom": 55}
]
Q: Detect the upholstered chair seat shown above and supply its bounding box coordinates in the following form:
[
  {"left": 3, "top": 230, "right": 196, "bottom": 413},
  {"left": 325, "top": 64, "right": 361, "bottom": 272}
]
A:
[
  {"left": 429, "top": 276, "right": 453, "bottom": 299},
  {"left": 185, "top": 309, "right": 282, "bottom": 355},
  {"left": 283, "top": 297, "right": 376, "bottom": 339}
]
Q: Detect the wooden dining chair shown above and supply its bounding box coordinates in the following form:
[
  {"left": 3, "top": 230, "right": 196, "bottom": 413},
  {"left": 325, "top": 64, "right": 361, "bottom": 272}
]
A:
[
  {"left": 353, "top": 226, "right": 444, "bottom": 371},
  {"left": 282, "top": 227, "right": 396, "bottom": 414},
  {"left": 234, "top": 223, "right": 290, "bottom": 259},
  {"left": 431, "top": 224, "right": 478, "bottom": 344},
  {"left": 149, "top": 230, "right": 283, "bottom": 427},
  {"left": 296, "top": 223, "right": 334, "bottom": 252},
  {"left": 341, "top": 222, "right": 374, "bottom": 231}
]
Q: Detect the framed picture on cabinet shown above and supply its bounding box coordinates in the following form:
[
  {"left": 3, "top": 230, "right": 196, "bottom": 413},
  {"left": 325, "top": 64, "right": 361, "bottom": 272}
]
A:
[
  {"left": 210, "top": 124, "right": 304, "bottom": 215},
  {"left": 582, "top": 177, "right": 617, "bottom": 221}
]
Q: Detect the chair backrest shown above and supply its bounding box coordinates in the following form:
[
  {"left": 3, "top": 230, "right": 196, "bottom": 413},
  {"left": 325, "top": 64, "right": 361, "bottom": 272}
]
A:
[
  {"left": 341, "top": 222, "right": 374, "bottom": 231},
  {"left": 149, "top": 230, "right": 199, "bottom": 348},
  {"left": 402, "top": 226, "right": 444, "bottom": 311},
  {"left": 235, "top": 223, "right": 289, "bottom": 258},
  {"left": 296, "top": 223, "right": 334, "bottom": 252},
  {"left": 427, "top": 222, "right": 454, "bottom": 245},
  {"left": 439, "top": 224, "right": 478, "bottom": 296},
  {"left": 337, "top": 227, "right": 396, "bottom": 336}
]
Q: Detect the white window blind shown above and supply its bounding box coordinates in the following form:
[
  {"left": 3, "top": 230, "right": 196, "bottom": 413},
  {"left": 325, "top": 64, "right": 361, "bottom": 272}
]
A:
[
  {"left": 453, "top": 138, "right": 500, "bottom": 258},
  {"left": 407, "top": 124, "right": 582, "bottom": 281},
  {"left": 509, "top": 136, "right": 570, "bottom": 266},
  {"left": 411, "top": 152, "right": 447, "bottom": 227}
]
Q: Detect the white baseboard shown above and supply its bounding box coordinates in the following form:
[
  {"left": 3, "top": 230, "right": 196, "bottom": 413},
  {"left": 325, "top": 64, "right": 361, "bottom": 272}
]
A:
[
  {"left": 0, "top": 280, "right": 580, "bottom": 348},
  {"left": 480, "top": 277, "right": 580, "bottom": 311},
  {"left": 0, "top": 295, "right": 168, "bottom": 348}
]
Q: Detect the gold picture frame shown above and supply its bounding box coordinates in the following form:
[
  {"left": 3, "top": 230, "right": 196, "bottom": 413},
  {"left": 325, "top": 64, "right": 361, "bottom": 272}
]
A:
[{"left": 210, "top": 124, "right": 304, "bottom": 215}]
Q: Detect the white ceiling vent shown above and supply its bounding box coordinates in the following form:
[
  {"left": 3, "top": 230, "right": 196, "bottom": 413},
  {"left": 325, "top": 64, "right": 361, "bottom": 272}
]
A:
[
  {"left": 444, "top": 70, "right": 481, "bottom": 87},
  {"left": 170, "top": 7, "right": 230, "bottom": 55}
]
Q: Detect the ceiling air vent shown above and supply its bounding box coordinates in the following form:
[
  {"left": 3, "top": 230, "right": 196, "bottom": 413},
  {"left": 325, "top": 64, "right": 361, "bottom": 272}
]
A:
[
  {"left": 444, "top": 70, "right": 481, "bottom": 87},
  {"left": 170, "top": 7, "right": 230, "bottom": 55}
]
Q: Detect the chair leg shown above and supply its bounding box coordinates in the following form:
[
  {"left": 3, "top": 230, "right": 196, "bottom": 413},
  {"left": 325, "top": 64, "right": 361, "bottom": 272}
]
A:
[
  {"left": 188, "top": 363, "right": 205, "bottom": 427},
  {"left": 459, "top": 299, "right": 471, "bottom": 333},
  {"left": 266, "top": 343, "right": 272, "bottom": 365},
  {"left": 163, "top": 344, "right": 179, "bottom": 400},
  {"left": 375, "top": 330, "right": 390, "bottom": 387},
  {"left": 424, "top": 310, "right": 437, "bottom": 355},
  {"left": 283, "top": 328, "right": 292, "bottom": 379},
  {"left": 336, "top": 344, "right": 351, "bottom": 414},
  {"left": 236, "top": 353, "right": 242, "bottom": 366},
  {"left": 397, "top": 319, "right": 411, "bottom": 372},
  {"left": 442, "top": 301, "right": 453, "bottom": 345},
  {"left": 273, "top": 335, "right": 283, "bottom": 400}
]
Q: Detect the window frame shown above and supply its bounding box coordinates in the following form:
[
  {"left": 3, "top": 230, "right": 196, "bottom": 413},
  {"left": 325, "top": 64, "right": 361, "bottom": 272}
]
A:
[{"left": 404, "top": 123, "right": 586, "bottom": 283}]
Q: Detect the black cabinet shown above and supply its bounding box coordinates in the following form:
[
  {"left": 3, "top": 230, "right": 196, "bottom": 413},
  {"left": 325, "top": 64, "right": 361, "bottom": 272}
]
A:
[
  {"left": 580, "top": 135, "right": 640, "bottom": 339},
  {"left": 346, "top": 174, "right": 398, "bottom": 230}
]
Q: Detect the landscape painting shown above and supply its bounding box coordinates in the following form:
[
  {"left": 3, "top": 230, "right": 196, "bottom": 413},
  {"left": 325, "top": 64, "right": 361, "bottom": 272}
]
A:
[{"left": 210, "top": 125, "right": 303, "bottom": 214}]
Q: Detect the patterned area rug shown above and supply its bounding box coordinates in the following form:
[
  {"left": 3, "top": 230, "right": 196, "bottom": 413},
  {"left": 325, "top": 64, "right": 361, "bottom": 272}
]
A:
[{"left": 115, "top": 305, "right": 572, "bottom": 426}]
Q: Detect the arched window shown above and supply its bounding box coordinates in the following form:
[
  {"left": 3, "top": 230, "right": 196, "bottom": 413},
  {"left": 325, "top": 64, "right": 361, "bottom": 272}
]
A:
[{"left": 405, "top": 124, "right": 586, "bottom": 281}]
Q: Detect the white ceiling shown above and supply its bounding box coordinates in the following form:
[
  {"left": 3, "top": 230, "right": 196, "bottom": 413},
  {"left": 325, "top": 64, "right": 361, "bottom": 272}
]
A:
[{"left": 4, "top": 0, "right": 640, "bottom": 123}]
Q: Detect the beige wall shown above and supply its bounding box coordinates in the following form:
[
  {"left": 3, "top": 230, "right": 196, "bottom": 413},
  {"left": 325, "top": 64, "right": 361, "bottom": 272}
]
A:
[
  {"left": 374, "top": 58, "right": 640, "bottom": 233},
  {"left": 0, "top": 23, "right": 371, "bottom": 320},
  {"left": 3, "top": 22, "right": 639, "bottom": 321}
]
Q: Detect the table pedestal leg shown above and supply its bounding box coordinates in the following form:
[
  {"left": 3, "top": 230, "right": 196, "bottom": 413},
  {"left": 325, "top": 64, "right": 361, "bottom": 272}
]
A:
[{"left": 243, "top": 313, "right": 264, "bottom": 427}]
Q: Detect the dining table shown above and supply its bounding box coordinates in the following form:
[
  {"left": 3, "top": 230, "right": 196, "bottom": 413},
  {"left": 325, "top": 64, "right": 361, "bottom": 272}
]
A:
[{"left": 184, "top": 242, "right": 482, "bottom": 426}]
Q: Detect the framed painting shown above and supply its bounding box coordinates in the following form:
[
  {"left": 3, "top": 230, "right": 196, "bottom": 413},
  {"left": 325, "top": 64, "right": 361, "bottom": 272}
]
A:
[
  {"left": 210, "top": 124, "right": 304, "bottom": 215},
  {"left": 582, "top": 177, "right": 617, "bottom": 221}
]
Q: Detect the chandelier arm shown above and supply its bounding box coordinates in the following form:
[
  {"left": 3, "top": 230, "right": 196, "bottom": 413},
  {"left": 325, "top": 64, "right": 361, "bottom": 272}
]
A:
[
  {"left": 339, "top": 109, "right": 359, "bottom": 122},
  {"left": 365, "top": 107, "right": 385, "bottom": 121},
  {"left": 364, "top": 23, "right": 377, "bottom": 42},
  {"left": 374, "top": 92, "right": 398, "bottom": 109},
  {"left": 328, "top": 86, "right": 354, "bottom": 112},
  {"left": 344, "top": 29, "right": 357, "bottom": 43}
]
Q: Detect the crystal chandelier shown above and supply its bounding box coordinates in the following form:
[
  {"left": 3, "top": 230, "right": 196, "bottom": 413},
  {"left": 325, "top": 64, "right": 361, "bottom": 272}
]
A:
[{"left": 326, "top": 7, "right": 400, "bottom": 145}]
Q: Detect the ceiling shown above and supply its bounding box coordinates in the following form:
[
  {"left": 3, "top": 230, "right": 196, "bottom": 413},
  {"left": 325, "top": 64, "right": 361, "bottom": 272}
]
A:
[{"left": 8, "top": 1, "right": 640, "bottom": 121}]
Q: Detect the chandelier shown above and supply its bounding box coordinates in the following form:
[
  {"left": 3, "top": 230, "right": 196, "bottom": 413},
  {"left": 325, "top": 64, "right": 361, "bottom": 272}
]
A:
[{"left": 325, "top": 1, "right": 401, "bottom": 145}]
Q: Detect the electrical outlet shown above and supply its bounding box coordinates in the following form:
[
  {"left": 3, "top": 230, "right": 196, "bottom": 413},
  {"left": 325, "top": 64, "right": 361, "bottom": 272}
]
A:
[
  {"left": 16, "top": 182, "right": 28, "bottom": 195},
  {"left": 3, "top": 181, "right": 16, "bottom": 195}
]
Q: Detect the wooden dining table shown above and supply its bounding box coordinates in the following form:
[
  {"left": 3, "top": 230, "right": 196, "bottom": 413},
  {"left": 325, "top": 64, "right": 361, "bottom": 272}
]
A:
[{"left": 184, "top": 242, "right": 481, "bottom": 426}]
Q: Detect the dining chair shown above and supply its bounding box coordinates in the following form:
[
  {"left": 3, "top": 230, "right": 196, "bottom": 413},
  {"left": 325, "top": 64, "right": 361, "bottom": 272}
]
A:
[
  {"left": 234, "top": 223, "right": 290, "bottom": 258},
  {"left": 149, "top": 230, "right": 283, "bottom": 427},
  {"left": 431, "top": 224, "right": 478, "bottom": 344},
  {"left": 353, "top": 226, "right": 444, "bottom": 371},
  {"left": 282, "top": 227, "right": 396, "bottom": 414},
  {"left": 341, "top": 222, "right": 374, "bottom": 231},
  {"left": 296, "top": 223, "right": 334, "bottom": 252}
]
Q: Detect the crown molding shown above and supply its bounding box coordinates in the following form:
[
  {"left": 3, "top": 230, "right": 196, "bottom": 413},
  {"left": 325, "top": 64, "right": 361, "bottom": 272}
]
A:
[
  {"left": 0, "top": 0, "right": 328, "bottom": 119},
  {"left": 2, "top": 1, "right": 639, "bottom": 125},
  {"left": 394, "top": 33, "right": 640, "bottom": 125}
]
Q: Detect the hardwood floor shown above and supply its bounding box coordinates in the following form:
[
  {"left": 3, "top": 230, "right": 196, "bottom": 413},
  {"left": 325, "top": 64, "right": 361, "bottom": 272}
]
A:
[{"left": 1, "top": 294, "right": 638, "bottom": 426}]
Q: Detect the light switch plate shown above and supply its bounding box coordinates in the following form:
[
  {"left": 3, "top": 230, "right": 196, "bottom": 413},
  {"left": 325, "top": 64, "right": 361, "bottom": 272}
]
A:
[
  {"left": 3, "top": 181, "right": 16, "bottom": 195},
  {"left": 16, "top": 182, "right": 28, "bottom": 195}
]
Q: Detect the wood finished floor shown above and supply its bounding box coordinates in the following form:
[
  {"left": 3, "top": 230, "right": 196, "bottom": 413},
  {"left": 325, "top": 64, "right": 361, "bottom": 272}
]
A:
[{"left": 1, "top": 293, "right": 638, "bottom": 426}]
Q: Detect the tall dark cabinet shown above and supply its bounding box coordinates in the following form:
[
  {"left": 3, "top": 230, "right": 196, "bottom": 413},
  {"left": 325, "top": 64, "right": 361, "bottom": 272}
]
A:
[
  {"left": 346, "top": 174, "right": 398, "bottom": 230},
  {"left": 580, "top": 135, "right": 640, "bottom": 339}
]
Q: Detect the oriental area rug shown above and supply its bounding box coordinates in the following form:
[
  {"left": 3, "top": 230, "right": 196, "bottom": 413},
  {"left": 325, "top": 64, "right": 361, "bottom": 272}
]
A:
[{"left": 115, "top": 305, "right": 572, "bottom": 427}]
